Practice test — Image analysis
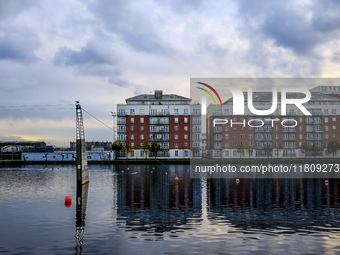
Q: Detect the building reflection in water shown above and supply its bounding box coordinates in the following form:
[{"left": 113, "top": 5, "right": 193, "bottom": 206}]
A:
[
  {"left": 75, "top": 182, "right": 89, "bottom": 254},
  {"left": 115, "top": 164, "right": 202, "bottom": 236},
  {"left": 207, "top": 178, "right": 340, "bottom": 231}
]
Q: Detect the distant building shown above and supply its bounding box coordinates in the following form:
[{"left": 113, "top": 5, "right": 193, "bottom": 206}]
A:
[
  {"left": 116, "top": 90, "right": 201, "bottom": 159},
  {"left": 207, "top": 89, "right": 340, "bottom": 158},
  {"left": 69, "top": 141, "right": 112, "bottom": 151},
  {"left": 311, "top": 86, "right": 340, "bottom": 98}
]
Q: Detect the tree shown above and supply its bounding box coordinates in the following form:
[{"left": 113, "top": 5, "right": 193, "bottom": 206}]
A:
[
  {"left": 141, "top": 141, "right": 151, "bottom": 159},
  {"left": 236, "top": 144, "right": 245, "bottom": 158},
  {"left": 245, "top": 145, "right": 253, "bottom": 158},
  {"left": 112, "top": 140, "right": 123, "bottom": 159},
  {"left": 300, "top": 141, "right": 311, "bottom": 158},
  {"left": 192, "top": 147, "right": 200, "bottom": 157},
  {"left": 327, "top": 141, "right": 340, "bottom": 158},
  {"left": 311, "top": 143, "right": 322, "bottom": 158},
  {"left": 274, "top": 143, "right": 282, "bottom": 158},
  {"left": 263, "top": 144, "right": 272, "bottom": 158},
  {"left": 123, "top": 143, "right": 134, "bottom": 159},
  {"left": 149, "top": 142, "right": 161, "bottom": 159}
]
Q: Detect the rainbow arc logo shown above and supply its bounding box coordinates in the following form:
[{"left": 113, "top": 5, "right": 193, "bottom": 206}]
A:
[{"left": 196, "top": 82, "right": 222, "bottom": 105}]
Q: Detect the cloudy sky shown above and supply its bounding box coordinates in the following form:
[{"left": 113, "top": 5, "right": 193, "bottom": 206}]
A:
[{"left": 1, "top": 0, "right": 340, "bottom": 147}]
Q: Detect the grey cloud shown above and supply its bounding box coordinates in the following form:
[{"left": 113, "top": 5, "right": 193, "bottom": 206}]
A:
[
  {"left": 0, "top": 32, "right": 40, "bottom": 64},
  {"left": 312, "top": 0, "right": 340, "bottom": 34},
  {"left": 161, "top": 0, "right": 205, "bottom": 14},
  {"left": 261, "top": 5, "right": 319, "bottom": 55},
  {"left": 54, "top": 40, "right": 117, "bottom": 66},
  {"left": 88, "top": 0, "right": 172, "bottom": 55},
  {"left": 235, "top": 0, "right": 340, "bottom": 56},
  {"left": 0, "top": 0, "right": 39, "bottom": 21}
]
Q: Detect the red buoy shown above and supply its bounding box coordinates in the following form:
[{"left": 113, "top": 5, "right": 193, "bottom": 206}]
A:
[
  {"left": 175, "top": 177, "right": 179, "bottom": 181},
  {"left": 325, "top": 180, "right": 329, "bottom": 186},
  {"left": 65, "top": 196, "right": 72, "bottom": 203}
]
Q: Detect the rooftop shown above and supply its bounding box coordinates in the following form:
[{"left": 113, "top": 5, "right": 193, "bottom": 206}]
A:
[
  {"left": 224, "top": 92, "right": 340, "bottom": 104},
  {"left": 125, "top": 90, "right": 191, "bottom": 105}
]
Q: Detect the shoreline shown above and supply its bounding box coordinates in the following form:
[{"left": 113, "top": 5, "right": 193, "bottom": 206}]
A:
[{"left": 1, "top": 157, "right": 340, "bottom": 166}]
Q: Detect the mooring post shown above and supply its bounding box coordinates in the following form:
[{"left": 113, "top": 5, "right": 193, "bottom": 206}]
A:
[{"left": 76, "top": 102, "right": 89, "bottom": 185}]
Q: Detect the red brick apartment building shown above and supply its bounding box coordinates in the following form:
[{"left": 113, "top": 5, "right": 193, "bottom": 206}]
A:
[
  {"left": 207, "top": 86, "right": 340, "bottom": 158},
  {"left": 116, "top": 90, "right": 201, "bottom": 159}
]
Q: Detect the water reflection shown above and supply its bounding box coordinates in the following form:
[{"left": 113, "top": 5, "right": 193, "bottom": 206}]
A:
[
  {"left": 75, "top": 182, "right": 89, "bottom": 254},
  {"left": 207, "top": 178, "right": 340, "bottom": 232},
  {"left": 115, "top": 165, "right": 202, "bottom": 238}
]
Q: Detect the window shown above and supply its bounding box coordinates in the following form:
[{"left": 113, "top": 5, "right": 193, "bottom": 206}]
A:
[
  {"left": 325, "top": 134, "right": 329, "bottom": 139},
  {"left": 140, "top": 117, "right": 144, "bottom": 123},
  {"left": 184, "top": 142, "right": 188, "bottom": 148},
  {"left": 118, "top": 109, "right": 126, "bottom": 115},
  {"left": 184, "top": 126, "right": 188, "bottom": 131},
  {"left": 233, "top": 134, "right": 237, "bottom": 138},
  {"left": 249, "top": 134, "right": 253, "bottom": 140},
  {"left": 140, "top": 134, "right": 144, "bottom": 140},
  {"left": 175, "top": 142, "right": 178, "bottom": 148},
  {"left": 325, "top": 117, "right": 328, "bottom": 123},
  {"left": 139, "top": 109, "right": 144, "bottom": 115},
  {"left": 131, "top": 117, "right": 134, "bottom": 123},
  {"left": 175, "top": 151, "right": 178, "bottom": 156},
  {"left": 233, "top": 126, "right": 237, "bottom": 130},
  {"left": 130, "top": 126, "right": 134, "bottom": 131},
  {"left": 140, "top": 126, "right": 144, "bottom": 131},
  {"left": 333, "top": 134, "right": 337, "bottom": 138},
  {"left": 225, "top": 142, "right": 229, "bottom": 148},
  {"left": 131, "top": 151, "right": 134, "bottom": 157},
  {"left": 184, "top": 134, "right": 188, "bottom": 140},
  {"left": 299, "top": 134, "right": 303, "bottom": 139},
  {"left": 332, "top": 109, "right": 336, "bottom": 114},
  {"left": 325, "top": 126, "right": 329, "bottom": 131},
  {"left": 140, "top": 151, "right": 144, "bottom": 157},
  {"left": 241, "top": 134, "right": 245, "bottom": 138},
  {"left": 174, "top": 117, "right": 178, "bottom": 123},
  {"left": 332, "top": 117, "right": 336, "bottom": 121},
  {"left": 225, "top": 134, "right": 229, "bottom": 140},
  {"left": 175, "top": 134, "right": 178, "bottom": 140},
  {"left": 174, "top": 109, "right": 179, "bottom": 115},
  {"left": 184, "top": 117, "right": 188, "bottom": 123},
  {"left": 333, "top": 126, "right": 336, "bottom": 130},
  {"left": 131, "top": 134, "right": 134, "bottom": 140},
  {"left": 324, "top": 109, "right": 329, "bottom": 114},
  {"left": 233, "top": 142, "right": 237, "bottom": 146},
  {"left": 184, "top": 109, "right": 189, "bottom": 114},
  {"left": 130, "top": 109, "right": 135, "bottom": 114},
  {"left": 174, "top": 126, "right": 178, "bottom": 131},
  {"left": 299, "top": 117, "right": 303, "bottom": 123}
]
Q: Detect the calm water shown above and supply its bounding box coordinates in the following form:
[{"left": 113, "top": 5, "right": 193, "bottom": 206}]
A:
[{"left": 1, "top": 164, "right": 340, "bottom": 255}]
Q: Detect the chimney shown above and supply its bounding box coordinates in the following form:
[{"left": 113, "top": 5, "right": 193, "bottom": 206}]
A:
[{"left": 155, "top": 90, "right": 163, "bottom": 99}]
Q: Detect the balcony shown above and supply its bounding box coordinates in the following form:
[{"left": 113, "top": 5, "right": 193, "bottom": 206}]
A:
[
  {"left": 149, "top": 112, "right": 170, "bottom": 116},
  {"left": 149, "top": 137, "right": 170, "bottom": 142}
]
